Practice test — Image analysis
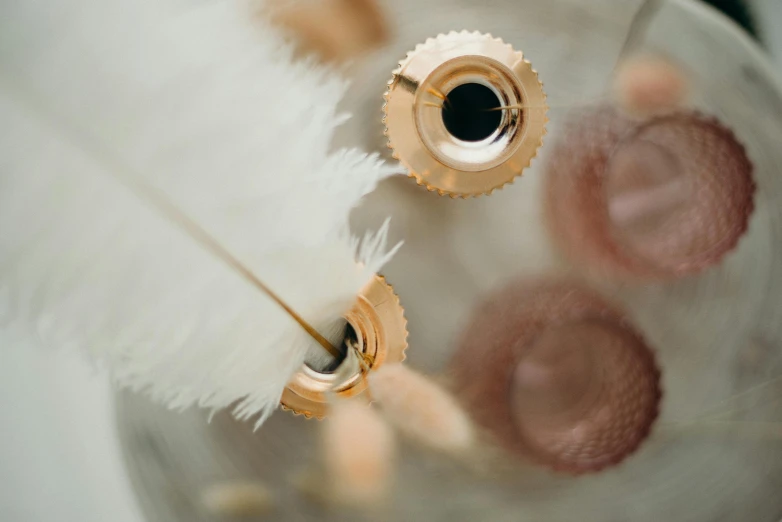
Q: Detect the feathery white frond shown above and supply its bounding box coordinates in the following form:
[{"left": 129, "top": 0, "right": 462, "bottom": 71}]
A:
[{"left": 0, "top": 0, "right": 401, "bottom": 426}]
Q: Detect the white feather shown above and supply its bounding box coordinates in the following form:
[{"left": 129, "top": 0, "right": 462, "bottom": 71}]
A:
[{"left": 0, "top": 0, "right": 401, "bottom": 426}]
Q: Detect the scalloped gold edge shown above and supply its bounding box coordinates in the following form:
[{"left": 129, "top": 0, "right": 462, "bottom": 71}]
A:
[
  {"left": 382, "top": 30, "right": 549, "bottom": 198},
  {"left": 280, "top": 274, "right": 409, "bottom": 420}
]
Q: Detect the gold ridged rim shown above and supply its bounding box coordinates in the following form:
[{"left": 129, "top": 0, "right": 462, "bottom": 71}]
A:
[
  {"left": 280, "top": 275, "right": 408, "bottom": 419},
  {"left": 383, "top": 30, "right": 548, "bottom": 197}
]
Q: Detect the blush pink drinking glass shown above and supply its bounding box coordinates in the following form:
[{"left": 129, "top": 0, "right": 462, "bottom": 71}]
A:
[
  {"left": 451, "top": 280, "right": 661, "bottom": 474},
  {"left": 545, "top": 108, "right": 755, "bottom": 280}
]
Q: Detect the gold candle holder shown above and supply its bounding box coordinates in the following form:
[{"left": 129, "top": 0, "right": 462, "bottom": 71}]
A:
[
  {"left": 383, "top": 31, "right": 547, "bottom": 197},
  {"left": 281, "top": 275, "right": 408, "bottom": 419}
]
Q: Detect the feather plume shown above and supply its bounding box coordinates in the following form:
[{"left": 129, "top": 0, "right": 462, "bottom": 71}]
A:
[
  {"left": 0, "top": 0, "right": 401, "bottom": 426},
  {"left": 320, "top": 397, "right": 395, "bottom": 507},
  {"left": 369, "top": 364, "right": 475, "bottom": 454}
]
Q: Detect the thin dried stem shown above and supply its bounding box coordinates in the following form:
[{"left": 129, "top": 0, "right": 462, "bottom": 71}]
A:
[
  {"left": 692, "top": 374, "right": 782, "bottom": 422},
  {"left": 426, "top": 87, "right": 448, "bottom": 101},
  {"left": 614, "top": 0, "right": 664, "bottom": 70},
  {"left": 426, "top": 87, "right": 451, "bottom": 110},
  {"left": 663, "top": 420, "right": 782, "bottom": 440}
]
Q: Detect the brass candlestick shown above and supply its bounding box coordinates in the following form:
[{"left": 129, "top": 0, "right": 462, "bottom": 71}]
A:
[
  {"left": 281, "top": 275, "right": 408, "bottom": 419},
  {"left": 383, "top": 31, "right": 547, "bottom": 197}
]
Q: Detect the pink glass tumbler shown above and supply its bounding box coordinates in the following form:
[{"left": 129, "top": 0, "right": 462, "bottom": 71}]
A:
[
  {"left": 451, "top": 281, "right": 662, "bottom": 474},
  {"left": 545, "top": 109, "right": 755, "bottom": 280}
]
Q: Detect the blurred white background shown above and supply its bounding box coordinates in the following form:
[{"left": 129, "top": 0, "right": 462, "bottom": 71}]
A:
[{"left": 0, "top": 1, "right": 780, "bottom": 521}]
